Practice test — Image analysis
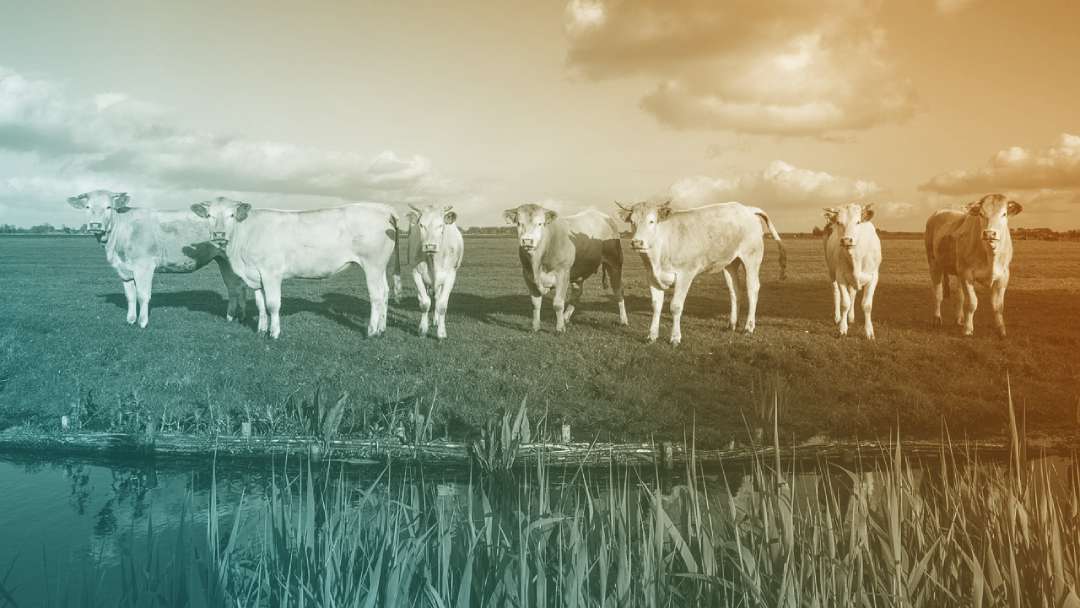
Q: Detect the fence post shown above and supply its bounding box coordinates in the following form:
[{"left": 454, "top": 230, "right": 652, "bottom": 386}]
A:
[
  {"left": 241, "top": 421, "right": 252, "bottom": 438},
  {"left": 560, "top": 423, "right": 572, "bottom": 445},
  {"left": 61, "top": 415, "right": 70, "bottom": 432}
]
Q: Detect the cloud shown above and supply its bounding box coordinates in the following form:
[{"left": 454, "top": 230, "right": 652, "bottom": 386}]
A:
[
  {"left": 564, "top": 0, "right": 916, "bottom": 137},
  {"left": 670, "top": 160, "right": 882, "bottom": 207},
  {"left": 0, "top": 66, "right": 444, "bottom": 203},
  {"left": 921, "top": 133, "right": 1080, "bottom": 195},
  {"left": 935, "top": 0, "right": 980, "bottom": 15}
]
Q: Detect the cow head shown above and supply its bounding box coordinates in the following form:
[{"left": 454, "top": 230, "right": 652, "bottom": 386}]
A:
[
  {"left": 410, "top": 204, "right": 457, "bottom": 254},
  {"left": 616, "top": 200, "right": 672, "bottom": 253},
  {"left": 190, "top": 197, "right": 251, "bottom": 246},
  {"left": 823, "top": 203, "right": 874, "bottom": 252},
  {"left": 965, "top": 193, "right": 1022, "bottom": 252},
  {"left": 503, "top": 203, "right": 556, "bottom": 252},
  {"left": 67, "top": 190, "right": 130, "bottom": 241}
]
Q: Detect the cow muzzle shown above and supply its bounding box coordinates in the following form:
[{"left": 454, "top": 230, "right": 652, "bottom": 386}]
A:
[
  {"left": 520, "top": 238, "right": 536, "bottom": 251},
  {"left": 88, "top": 222, "right": 103, "bottom": 233},
  {"left": 211, "top": 231, "right": 228, "bottom": 246},
  {"left": 422, "top": 243, "right": 439, "bottom": 254},
  {"left": 840, "top": 236, "right": 855, "bottom": 249},
  {"left": 982, "top": 230, "right": 999, "bottom": 249},
  {"left": 630, "top": 239, "right": 647, "bottom": 251}
]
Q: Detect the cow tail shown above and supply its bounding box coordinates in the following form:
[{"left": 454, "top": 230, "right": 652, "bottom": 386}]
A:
[
  {"left": 602, "top": 264, "right": 609, "bottom": 290},
  {"left": 753, "top": 208, "right": 788, "bottom": 281}
]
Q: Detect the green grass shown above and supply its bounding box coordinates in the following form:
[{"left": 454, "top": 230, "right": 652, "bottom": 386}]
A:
[{"left": 1, "top": 235, "right": 1079, "bottom": 444}]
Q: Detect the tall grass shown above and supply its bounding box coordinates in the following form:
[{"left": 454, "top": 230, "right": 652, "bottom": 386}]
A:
[{"left": 7, "top": 387, "right": 1080, "bottom": 607}]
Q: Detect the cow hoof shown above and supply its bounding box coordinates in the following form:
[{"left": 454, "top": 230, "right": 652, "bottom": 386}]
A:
[
  {"left": 931, "top": 317, "right": 942, "bottom": 327},
  {"left": 126, "top": 317, "right": 137, "bottom": 325},
  {"left": 669, "top": 337, "right": 681, "bottom": 346},
  {"left": 437, "top": 332, "right": 447, "bottom": 340},
  {"left": 646, "top": 335, "right": 658, "bottom": 344}
]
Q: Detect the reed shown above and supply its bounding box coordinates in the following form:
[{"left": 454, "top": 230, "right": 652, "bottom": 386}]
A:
[{"left": 8, "top": 384, "right": 1080, "bottom": 607}]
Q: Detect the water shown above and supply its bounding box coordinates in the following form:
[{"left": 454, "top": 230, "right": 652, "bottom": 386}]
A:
[{"left": 2, "top": 450, "right": 1071, "bottom": 605}]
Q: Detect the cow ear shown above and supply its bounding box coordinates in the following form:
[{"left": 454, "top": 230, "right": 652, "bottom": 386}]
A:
[
  {"left": 502, "top": 208, "right": 518, "bottom": 224},
  {"left": 1007, "top": 200, "right": 1023, "bottom": 216},
  {"left": 617, "top": 208, "right": 632, "bottom": 223},
  {"left": 190, "top": 202, "right": 210, "bottom": 218},
  {"left": 823, "top": 207, "right": 838, "bottom": 222},
  {"left": 444, "top": 211, "right": 457, "bottom": 224},
  {"left": 861, "top": 204, "right": 875, "bottom": 222},
  {"left": 112, "top": 192, "right": 130, "bottom": 210},
  {"left": 657, "top": 204, "right": 673, "bottom": 221},
  {"left": 67, "top": 194, "right": 89, "bottom": 209},
  {"left": 236, "top": 203, "right": 251, "bottom": 221},
  {"left": 544, "top": 209, "right": 559, "bottom": 224},
  {"left": 965, "top": 201, "right": 983, "bottom": 216},
  {"left": 406, "top": 211, "right": 418, "bottom": 225}
]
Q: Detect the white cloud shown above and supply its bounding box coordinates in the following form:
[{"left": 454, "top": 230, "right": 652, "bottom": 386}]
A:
[
  {"left": 671, "top": 160, "right": 881, "bottom": 207},
  {"left": 921, "top": 133, "right": 1080, "bottom": 194},
  {"left": 935, "top": 0, "right": 980, "bottom": 15},
  {"left": 564, "top": 1, "right": 916, "bottom": 137},
  {"left": 0, "top": 65, "right": 446, "bottom": 206}
]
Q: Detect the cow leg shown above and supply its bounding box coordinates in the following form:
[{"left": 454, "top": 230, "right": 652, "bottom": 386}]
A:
[
  {"left": 669, "top": 274, "right": 693, "bottom": 346},
  {"left": 722, "top": 267, "right": 738, "bottom": 331},
  {"left": 832, "top": 281, "right": 842, "bottom": 325},
  {"left": 607, "top": 262, "right": 629, "bottom": 326},
  {"left": 215, "top": 258, "right": 246, "bottom": 322},
  {"left": 414, "top": 265, "right": 431, "bottom": 336},
  {"left": 961, "top": 279, "right": 978, "bottom": 336},
  {"left": 743, "top": 258, "right": 762, "bottom": 334},
  {"left": 991, "top": 279, "right": 1007, "bottom": 339},
  {"left": 863, "top": 276, "right": 879, "bottom": 340},
  {"left": 953, "top": 280, "right": 966, "bottom": 327},
  {"left": 122, "top": 280, "right": 137, "bottom": 324},
  {"left": 647, "top": 285, "right": 664, "bottom": 343},
  {"left": 364, "top": 267, "right": 389, "bottom": 337},
  {"left": 263, "top": 278, "right": 284, "bottom": 339},
  {"left": 530, "top": 291, "right": 543, "bottom": 332},
  {"left": 930, "top": 268, "right": 944, "bottom": 326},
  {"left": 133, "top": 265, "right": 155, "bottom": 329},
  {"left": 553, "top": 273, "right": 570, "bottom": 333},
  {"left": 564, "top": 280, "right": 584, "bottom": 323},
  {"left": 846, "top": 285, "right": 857, "bottom": 324},
  {"left": 837, "top": 282, "right": 852, "bottom": 336},
  {"left": 435, "top": 271, "right": 457, "bottom": 340},
  {"left": 254, "top": 288, "right": 268, "bottom": 334}
]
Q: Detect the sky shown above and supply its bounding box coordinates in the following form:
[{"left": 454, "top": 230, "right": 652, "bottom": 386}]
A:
[{"left": 1, "top": 0, "right": 1079, "bottom": 231}]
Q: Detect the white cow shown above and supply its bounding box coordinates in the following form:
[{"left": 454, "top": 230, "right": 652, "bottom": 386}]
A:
[
  {"left": 67, "top": 190, "right": 247, "bottom": 327},
  {"left": 617, "top": 200, "right": 786, "bottom": 345},
  {"left": 406, "top": 204, "right": 464, "bottom": 339},
  {"left": 925, "top": 193, "right": 1022, "bottom": 338},
  {"left": 823, "top": 203, "right": 882, "bottom": 339},
  {"left": 191, "top": 197, "right": 398, "bottom": 339}
]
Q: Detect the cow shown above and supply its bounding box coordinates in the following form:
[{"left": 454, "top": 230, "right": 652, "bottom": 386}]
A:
[
  {"left": 190, "top": 197, "right": 399, "bottom": 339},
  {"left": 406, "top": 204, "right": 464, "bottom": 339},
  {"left": 66, "top": 190, "right": 248, "bottom": 328},
  {"left": 502, "top": 204, "right": 628, "bottom": 333},
  {"left": 616, "top": 200, "right": 786, "bottom": 345},
  {"left": 823, "top": 203, "right": 882, "bottom": 339},
  {"left": 925, "top": 193, "right": 1022, "bottom": 338}
]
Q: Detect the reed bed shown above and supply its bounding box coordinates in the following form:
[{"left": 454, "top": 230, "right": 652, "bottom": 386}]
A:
[{"left": 7, "top": 386, "right": 1080, "bottom": 607}]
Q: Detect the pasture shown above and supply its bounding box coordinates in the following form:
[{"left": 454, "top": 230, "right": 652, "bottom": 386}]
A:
[{"left": 1, "top": 234, "right": 1078, "bottom": 445}]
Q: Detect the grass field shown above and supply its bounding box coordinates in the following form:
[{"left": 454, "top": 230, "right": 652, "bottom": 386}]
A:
[{"left": 1, "top": 234, "right": 1079, "bottom": 445}]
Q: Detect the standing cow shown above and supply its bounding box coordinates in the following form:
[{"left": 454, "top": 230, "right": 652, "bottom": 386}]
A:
[
  {"left": 503, "top": 204, "right": 628, "bottom": 333},
  {"left": 67, "top": 190, "right": 248, "bottom": 328},
  {"left": 191, "top": 197, "right": 398, "bottom": 339},
  {"left": 823, "top": 203, "right": 882, "bottom": 339},
  {"left": 406, "top": 204, "right": 464, "bottom": 339},
  {"left": 925, "top": 193, "right": 1022, "bottom": 338},
  {"left": 617, "top": 200, "right": 786, "bottom": 345}
]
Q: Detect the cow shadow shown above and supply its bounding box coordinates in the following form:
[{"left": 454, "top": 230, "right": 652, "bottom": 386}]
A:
[{"left": 99, "top": 290, "right": 229, "bottom": 319}]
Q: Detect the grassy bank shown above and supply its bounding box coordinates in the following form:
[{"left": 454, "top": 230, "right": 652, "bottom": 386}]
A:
[{"left": 2, "top": 236, "right": 1079, "bottom": 445}]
